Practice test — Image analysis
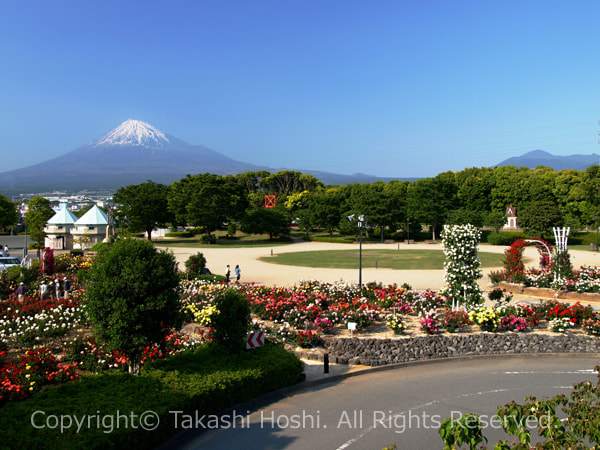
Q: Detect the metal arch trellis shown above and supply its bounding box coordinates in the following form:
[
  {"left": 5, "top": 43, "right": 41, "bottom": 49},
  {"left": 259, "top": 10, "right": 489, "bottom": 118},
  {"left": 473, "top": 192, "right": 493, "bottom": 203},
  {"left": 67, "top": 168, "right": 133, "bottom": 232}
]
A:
[
  {"left": 524, "top": 239, "right": 553, "bottom": 272},
  {"left": 524, "top": 227, "right": 570, "bottom": 282}
]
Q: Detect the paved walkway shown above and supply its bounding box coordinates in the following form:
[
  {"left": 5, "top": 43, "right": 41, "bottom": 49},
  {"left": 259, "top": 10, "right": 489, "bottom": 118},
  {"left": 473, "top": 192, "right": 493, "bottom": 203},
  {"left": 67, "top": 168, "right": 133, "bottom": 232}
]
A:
[{"left": 156, "top": 240, "right": 600, "bottom": 291}]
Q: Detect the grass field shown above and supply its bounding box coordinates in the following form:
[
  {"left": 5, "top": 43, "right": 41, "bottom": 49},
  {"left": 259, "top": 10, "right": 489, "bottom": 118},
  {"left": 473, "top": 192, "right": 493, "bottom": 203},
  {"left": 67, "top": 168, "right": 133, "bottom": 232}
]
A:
[{"left": 259, "top": 249, "right": 506, "bottom": 270}]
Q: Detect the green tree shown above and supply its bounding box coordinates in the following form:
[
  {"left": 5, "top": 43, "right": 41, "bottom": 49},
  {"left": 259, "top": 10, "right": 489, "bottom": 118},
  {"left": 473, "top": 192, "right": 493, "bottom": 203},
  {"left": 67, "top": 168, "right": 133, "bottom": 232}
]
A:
[
  {"left": 0, "top": 193, "right": 18, "bottom": 232},
  {"left": 454, "top": 167, "right": 493, "bottom": 211},
  {"left": 518, "top": 200, "right": 563, "bottom": 239},
  {"left": 483, "top": 210, "right": 507, "bottom": 233},
  {"left": 167, "top": 175, "right": 195, "bottom": 227},
  {"left": 262, "top": 170, "right": 323, "bottom": 195},
  {"left": 24, "top": 196, "right": 54, "bottom": 249},
  {"left": 241, "top": 207, "right": 289, "bottom": 239},
  {"left": 553, "top": 169, "right": 585, "bottom": 229},
  {"left": 349, "top": 182, "right": 405, "bottom": 242},
  {"left": 407, "top": 173, "right": 457, "bottom": 242},
  {"left": 169, "top": 174, "right": 249, "bottom": 238},
  {"left": 445, "top": 208, "right": 484, "bottom": 227},
  {"left": 579, "top": 165, "right": 600, "bottom": 227},
  {"left": 311, "top": 189, "right": 343, "bottom": 238},
  {"left": 235, "top": 170, "right": 271, "bottom": 194},
  {"left": 113, "top": 180, "right": 173, "bottom": 241},
  {"left": 84, "top": 239, "right": 182, "bottom": 374},
  {"left": 490, "top": 166, "right": 530, "bottom": 212},
  {"left": 294, "top": 208, "right": 315, "bottom": 239}
]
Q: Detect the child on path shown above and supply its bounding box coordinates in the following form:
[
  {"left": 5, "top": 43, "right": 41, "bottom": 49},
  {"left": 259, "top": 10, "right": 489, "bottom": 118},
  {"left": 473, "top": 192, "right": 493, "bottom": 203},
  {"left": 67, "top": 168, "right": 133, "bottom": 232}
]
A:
[{"left": 235, "top": 265, "right": 241, "bottom": 282}]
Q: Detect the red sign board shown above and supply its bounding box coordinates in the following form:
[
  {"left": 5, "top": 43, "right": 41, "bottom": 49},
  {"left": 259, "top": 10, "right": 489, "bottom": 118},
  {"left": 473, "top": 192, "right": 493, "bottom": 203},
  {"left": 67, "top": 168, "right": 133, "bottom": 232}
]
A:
[
  {"left": 246, "top": 331, "right": 265, "bottom": 349},
  {"left": 265, "top": 195, "right": 276, "bottom": 208}
]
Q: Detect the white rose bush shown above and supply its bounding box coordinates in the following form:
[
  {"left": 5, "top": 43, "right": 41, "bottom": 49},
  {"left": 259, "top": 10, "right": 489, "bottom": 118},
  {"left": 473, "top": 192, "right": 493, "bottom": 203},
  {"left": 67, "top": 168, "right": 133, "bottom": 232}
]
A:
[{"left": 440, "top": 224, "right": 484, "bottom": 310}]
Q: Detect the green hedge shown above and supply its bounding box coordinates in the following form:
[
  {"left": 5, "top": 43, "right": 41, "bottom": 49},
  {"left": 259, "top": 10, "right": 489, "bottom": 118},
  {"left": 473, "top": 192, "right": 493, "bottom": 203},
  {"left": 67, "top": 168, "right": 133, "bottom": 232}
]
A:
[
  {"left": 164, "top": 231, "right": 195, "bottom": 238},
  {"left": 309, "top": 236, "right": 355, "bottom": 244},
  {"left": 486, "top": 231, "right": 528, "bottom": 245},
  {"left": 0, "top": 342, "right": 303, "bottom": 449}
]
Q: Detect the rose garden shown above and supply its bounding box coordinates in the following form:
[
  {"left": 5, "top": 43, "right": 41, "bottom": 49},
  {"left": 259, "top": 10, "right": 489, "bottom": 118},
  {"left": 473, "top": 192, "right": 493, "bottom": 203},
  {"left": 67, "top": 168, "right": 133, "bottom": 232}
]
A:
[{"left": 1, "top": 225, "right": 600, "bottom": 448}]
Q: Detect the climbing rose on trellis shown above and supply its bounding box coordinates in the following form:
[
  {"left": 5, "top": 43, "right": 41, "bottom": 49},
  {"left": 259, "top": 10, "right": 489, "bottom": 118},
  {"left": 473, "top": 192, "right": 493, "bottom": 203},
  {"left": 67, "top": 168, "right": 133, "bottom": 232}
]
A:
[
  {"left": 42, "top": 247, "right": 55, "bottom": 275},
  {"left": 504, "top": 239, "right": 527, "bottom": 281},
  {"left": 440, "top": 224, "right": 483, "bottom": 310},
  {"left": 503, "top": 238, "right": 553, "bottom": 282}
]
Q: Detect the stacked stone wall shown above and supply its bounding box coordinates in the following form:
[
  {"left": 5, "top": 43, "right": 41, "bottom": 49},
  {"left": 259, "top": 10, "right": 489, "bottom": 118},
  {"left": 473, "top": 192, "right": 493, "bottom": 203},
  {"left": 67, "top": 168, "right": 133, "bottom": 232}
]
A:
[{"left": 296, "top": 333, "right": 600, "bottom": 367}]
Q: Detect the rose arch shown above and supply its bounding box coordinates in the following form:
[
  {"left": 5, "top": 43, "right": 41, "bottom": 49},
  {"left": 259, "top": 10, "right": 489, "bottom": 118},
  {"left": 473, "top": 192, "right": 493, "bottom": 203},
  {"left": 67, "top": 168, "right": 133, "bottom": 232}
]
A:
[{"left": 504, "top": 238, "right": 552, "bottom": 281}]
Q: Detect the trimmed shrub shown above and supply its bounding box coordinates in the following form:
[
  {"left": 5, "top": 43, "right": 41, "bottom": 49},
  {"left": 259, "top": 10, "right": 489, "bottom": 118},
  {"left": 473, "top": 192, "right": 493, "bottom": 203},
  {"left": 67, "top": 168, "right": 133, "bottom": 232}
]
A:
[
  {"left": 184, "top": 253, "right": 206, "bottom": 278},
  {"left": 85, "top": 239, "right": 182, "bottom": 374},
  {"left": 486, "top": 231, "right": 528, "bottom": 246},
  {"left": 0, "top": 342, "right": 303, "bottom": 449},
  {"left": 164, "top": 231, "right": 194, "bottom": 238},
  {"left": 200, "top": 235, "right": 217, "bottom": 244},
  {"left": 210, "top": 289, "right": 251, "bottom": 354}
]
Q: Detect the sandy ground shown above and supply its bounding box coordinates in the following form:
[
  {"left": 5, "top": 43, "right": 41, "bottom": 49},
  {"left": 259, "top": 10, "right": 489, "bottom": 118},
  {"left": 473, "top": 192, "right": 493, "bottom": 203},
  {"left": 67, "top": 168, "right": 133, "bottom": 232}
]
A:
[
  {"left": 156, "top": 241, "right": 600, "bottom": 380},
  {"left": 155, "top": 240, "right": 600, "bottom": 291}
]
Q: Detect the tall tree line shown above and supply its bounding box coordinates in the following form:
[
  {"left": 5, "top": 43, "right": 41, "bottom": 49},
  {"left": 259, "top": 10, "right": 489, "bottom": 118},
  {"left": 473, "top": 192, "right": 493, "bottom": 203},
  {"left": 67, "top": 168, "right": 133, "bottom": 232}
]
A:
[{"left": 20, "top": 165, "right": 599, "bottom": 242}]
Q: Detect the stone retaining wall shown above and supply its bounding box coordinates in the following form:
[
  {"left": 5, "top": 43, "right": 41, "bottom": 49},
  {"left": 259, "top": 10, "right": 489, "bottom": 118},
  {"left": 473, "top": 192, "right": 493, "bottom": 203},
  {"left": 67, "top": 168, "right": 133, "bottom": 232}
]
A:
[{"left": 297, "top": 333, "right": 600, "bottom": 367}]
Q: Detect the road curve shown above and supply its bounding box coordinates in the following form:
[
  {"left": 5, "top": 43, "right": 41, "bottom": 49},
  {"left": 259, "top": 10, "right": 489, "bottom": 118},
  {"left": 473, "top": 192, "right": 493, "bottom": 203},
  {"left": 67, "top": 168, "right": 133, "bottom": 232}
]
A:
[{"left": 167, "top": 354, "right": 600, "bottom": 450}]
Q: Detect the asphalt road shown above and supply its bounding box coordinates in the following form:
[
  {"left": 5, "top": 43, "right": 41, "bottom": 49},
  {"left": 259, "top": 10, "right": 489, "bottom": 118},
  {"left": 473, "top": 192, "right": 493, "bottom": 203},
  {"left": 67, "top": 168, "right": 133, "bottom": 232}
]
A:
[
  {"left": 167, "top": 354, "right": 600, "bottom": 450},
  {"left": 0, "top": 235, "right": 30, "bottom": 257}
]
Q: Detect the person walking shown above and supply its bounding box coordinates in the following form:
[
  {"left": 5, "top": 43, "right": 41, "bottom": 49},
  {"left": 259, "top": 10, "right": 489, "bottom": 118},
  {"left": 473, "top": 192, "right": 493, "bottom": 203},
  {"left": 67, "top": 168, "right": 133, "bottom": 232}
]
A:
[
  {"left": 235, "top": 264, "right": 241, "bottom": 283},
  {"left": 225, "top": 265, "right": 231, "bottom": 283},
  {"left": 55, "top": 279, "right": 63, "bottom": 299},
  {"left": 63, "top": 276, "right": 70, "bottom": 299},
  {"left": 16, "top": 282, "right": 25, "bottom": 302},
  {"left": 40, "top": 281, "right": 48, "bottom": 300}
]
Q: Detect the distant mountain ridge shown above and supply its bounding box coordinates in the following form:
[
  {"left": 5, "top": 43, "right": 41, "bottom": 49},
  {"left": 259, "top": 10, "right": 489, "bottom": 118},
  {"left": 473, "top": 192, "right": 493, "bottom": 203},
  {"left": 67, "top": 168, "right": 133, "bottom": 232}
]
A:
[
  {"left": 0, "top": 120, "right": 403, "bottom": 194},
  {"left": 496, "top": 150, "right": 600, "bottom": 171}
]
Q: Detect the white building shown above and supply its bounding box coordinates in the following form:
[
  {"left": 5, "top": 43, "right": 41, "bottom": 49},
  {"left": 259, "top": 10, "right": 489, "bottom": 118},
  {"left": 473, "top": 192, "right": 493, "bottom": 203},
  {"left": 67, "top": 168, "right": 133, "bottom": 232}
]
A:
[
  {"left": 70, "top": 205, "right": 112, "bottom": 250},
  {"left": 44, "top": 207, "right": 79, "bottom": 250},
  {"left": 45, "top": 204, "right": 113, "bottom": 250},
  {"left": 503, "top": 204, "right": 520, "bottom": 230}
]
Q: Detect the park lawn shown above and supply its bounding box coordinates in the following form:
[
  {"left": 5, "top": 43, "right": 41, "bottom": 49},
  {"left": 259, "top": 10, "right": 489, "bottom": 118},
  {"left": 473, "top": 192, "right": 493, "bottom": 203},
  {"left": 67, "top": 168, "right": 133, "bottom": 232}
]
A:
[{"left": 260, "top": 249, "right": 507, "bottom": 270}]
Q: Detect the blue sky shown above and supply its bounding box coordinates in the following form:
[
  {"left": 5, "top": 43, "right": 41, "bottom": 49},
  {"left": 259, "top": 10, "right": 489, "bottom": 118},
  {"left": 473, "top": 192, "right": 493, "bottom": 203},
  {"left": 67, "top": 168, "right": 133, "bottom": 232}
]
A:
[{"left": 1, "top": 1, "right": 599, "bottom": 178}]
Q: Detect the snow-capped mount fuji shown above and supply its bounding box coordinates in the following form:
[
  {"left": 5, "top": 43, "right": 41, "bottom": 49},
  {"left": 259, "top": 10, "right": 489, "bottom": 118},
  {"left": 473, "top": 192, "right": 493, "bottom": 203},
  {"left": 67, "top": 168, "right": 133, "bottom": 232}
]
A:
[
  {"left": 0, "top": 119, "right": 400, "bottom": 194},
  {"left": 0, "top": 120, "right": 269, "bottom": 193},
  {"left": 93, "top": 119, "right": 171, "bottom": 148}
]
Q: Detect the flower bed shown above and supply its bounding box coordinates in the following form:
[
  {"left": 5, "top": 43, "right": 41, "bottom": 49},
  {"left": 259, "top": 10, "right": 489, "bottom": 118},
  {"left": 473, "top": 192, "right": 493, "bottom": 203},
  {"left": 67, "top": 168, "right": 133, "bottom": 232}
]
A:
[
  {"left": 497, "top": 265, "right": 600, "bottom": 296},
  {"left": 3, "top": 273, "right": 600, "bottom": 406},
  {"left": 179, "top": 280, "right": 600, "bottom": 354}
]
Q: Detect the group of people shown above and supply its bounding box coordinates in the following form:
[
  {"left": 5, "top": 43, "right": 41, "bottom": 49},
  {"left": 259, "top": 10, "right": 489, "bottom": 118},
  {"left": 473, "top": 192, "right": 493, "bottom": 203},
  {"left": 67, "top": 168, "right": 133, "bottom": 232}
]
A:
[
  {"left": 225, "top": 264, "right": 241, "bottom": 283},
  {"left": 39, "top": 277, "right": 71, "bottom": 301}
]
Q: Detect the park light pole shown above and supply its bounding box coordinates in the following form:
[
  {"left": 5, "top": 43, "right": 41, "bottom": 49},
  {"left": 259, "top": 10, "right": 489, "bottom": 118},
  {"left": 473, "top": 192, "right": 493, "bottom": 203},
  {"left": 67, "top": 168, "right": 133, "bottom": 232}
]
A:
[
  {"left": 594, "top": 215, "right": 599, "bottom": 252},
  {"left": 348, "top": 214, "right": 368, "bottom": 291}
]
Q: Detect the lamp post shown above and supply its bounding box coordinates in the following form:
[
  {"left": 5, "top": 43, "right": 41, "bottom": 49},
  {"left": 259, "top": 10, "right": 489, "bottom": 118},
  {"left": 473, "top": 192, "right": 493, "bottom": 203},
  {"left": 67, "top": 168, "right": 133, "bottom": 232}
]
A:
[
  {"left": 406, "top": 216, "right": 410, "bottom": 243},
  {"left": 348, "top": 214, "right": 368, "bottom": 290},
  {"left": 595, "top": 215, "right": 599, "bottom": 252}
]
